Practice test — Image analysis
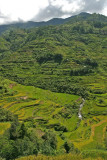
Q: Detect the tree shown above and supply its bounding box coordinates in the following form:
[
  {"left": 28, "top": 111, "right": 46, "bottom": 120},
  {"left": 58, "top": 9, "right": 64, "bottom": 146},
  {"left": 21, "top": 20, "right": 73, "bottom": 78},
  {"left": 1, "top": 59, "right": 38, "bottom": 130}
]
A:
[
  {"left": 18, "top": 123, "right": 26, "bottom": 139},
  {"left": 41, "top": 131, "right": 57, "bottom": 155},
  {"left": 0, "top": 138, "right": 17, "bottom": 160},
  {"left": 64, "top": 141, "right": 79, "bottom": 154},
  {"left": 54, "top": 54, "right": 63, "bottom": 64}
]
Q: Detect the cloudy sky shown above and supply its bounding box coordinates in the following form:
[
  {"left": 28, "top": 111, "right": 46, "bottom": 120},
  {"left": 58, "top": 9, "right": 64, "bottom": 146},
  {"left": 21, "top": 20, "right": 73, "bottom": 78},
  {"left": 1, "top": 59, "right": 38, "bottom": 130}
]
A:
[{"left": 0, "top": 0, "right": 107, "bottom": 24}]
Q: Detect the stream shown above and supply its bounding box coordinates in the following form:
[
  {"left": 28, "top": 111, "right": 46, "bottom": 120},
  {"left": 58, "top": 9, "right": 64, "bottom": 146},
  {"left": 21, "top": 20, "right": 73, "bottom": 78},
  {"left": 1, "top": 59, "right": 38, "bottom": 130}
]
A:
[{"left": 78, "top": 98, "right": 85, "bottom": 120}]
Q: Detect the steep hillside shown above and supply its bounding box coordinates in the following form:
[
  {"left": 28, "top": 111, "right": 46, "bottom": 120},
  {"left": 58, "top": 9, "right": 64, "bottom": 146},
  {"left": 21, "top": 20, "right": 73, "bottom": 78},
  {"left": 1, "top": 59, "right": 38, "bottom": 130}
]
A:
[
  {"left": 0, "top": 13, "right": 107, "bottom": 159},
  {"left": 0, "top": 15, "right": 107, "bottom": 97}
]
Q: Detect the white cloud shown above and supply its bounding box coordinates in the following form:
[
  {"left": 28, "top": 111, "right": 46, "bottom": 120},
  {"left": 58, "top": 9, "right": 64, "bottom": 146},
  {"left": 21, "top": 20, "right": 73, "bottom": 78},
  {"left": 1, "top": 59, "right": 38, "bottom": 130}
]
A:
[
  {"left": 61, "top": 0, "right": 85, "bottom": 12},
  {"left": 0, "top": 0, "right": 49, "bottom": 23},
  {"left": 101, "top": 6, "right": 107, "bottom": 16},
  {"left": 49, "top": 0, "right": 84, "bottom": 12},
  {"left": 0, "top": 0, "right": 106, "bottom": 24}
]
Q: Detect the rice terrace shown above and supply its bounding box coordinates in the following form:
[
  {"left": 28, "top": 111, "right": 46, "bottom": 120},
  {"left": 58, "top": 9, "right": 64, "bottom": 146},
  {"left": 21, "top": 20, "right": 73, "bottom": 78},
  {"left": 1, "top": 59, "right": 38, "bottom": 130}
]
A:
[{"left": 0, "top": 6, "right": 107, "bottom": 160}]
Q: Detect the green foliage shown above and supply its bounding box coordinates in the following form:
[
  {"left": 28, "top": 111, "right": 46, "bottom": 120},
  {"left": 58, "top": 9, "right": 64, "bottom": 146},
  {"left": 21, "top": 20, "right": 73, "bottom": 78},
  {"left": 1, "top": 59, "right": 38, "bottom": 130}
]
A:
[
  {"left": 36, "top": 52, "right": 63, "bottom": 64},
  {"left": 0, "top": 17, "right": 106, "bottom": 98},
  {"left": 9, "top": 120, "right": 25, "bottom": 140},
  {"left": 0, "top": 107, "right": 14, "bottom": 122},
  {"left": 0, "top": 119, "right": 38, "bottom": 159},
  {"left": 0, "top": 138, "right": 17, "bottom": 160},
  {"left": 54, "top": 124, "right": 68, "bottom": 132},
  {"left": 0, "top": 13, "right": 106, "bottom": 160},
  {"left": 41, "top": 131, "right": 57, "bottom": 155},
  {"left": 64, "top": 141, "right": 79, "bottom": 154},
  {"left": 0, "top": 109, "right": 58, "bottom": 159},
  {"left": 104, "top": 127, "right": 107, "bottom": 149}
]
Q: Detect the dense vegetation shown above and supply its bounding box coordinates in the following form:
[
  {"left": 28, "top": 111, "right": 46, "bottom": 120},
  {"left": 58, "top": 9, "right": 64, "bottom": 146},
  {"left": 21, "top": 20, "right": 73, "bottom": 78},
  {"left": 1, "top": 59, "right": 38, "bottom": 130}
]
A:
[
  {"left": 0, "top": 13, "right": 107, "bottom": 159},
  {"left": 0, "top": 116, "right": 58, "bottom": 160},
  {"left": 0, "top": 13, "right": 107, "bottom": 97}
]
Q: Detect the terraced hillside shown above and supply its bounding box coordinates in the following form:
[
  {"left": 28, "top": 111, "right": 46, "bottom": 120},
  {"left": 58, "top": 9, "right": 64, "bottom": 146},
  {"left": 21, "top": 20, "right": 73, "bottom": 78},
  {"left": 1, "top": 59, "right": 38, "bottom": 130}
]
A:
[
  {"left": 0, "top": 14, "right": 107, "bottom": 97},
  {"left": 0, "top": 77, "right": 107, "bottom": 159},
  {"left": 0, "top": 78, "right": 80, "bottom": 123},
  {"left": 0, "top": 13, "right": 107, "bottom": 159}
]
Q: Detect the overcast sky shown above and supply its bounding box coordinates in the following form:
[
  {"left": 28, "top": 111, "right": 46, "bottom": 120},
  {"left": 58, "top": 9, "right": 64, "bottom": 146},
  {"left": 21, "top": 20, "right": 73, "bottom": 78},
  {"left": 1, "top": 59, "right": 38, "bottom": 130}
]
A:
[{"left": 0, "top": 0, "right": 107, "bottom": 24}]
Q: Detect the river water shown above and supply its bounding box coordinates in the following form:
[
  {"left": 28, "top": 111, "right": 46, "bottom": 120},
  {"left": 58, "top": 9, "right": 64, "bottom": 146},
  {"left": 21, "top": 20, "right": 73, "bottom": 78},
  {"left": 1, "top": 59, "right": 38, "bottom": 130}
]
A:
[{"left": 78, "top": 98, "right": 85, "bottom": 120}]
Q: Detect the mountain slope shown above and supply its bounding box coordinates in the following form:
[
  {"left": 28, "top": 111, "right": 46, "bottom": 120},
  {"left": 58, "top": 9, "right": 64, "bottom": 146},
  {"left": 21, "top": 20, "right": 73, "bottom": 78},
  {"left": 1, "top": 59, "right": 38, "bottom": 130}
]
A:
[
  {"left": 0, "top": 15, "right": 107, "bottom": 97},
  {"left": 0, "top": 13, "right": 107, "bottom": 159},
  {"left": 0, "top": 12, "right": 107, "bottom": 35}
]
